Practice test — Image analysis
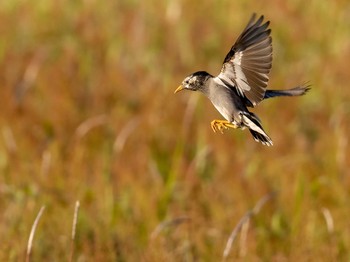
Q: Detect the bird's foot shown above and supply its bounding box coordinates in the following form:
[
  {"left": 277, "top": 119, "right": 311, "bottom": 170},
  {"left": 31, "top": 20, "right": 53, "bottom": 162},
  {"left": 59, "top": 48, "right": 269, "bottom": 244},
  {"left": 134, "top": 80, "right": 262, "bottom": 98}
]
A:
[{"left": 210, "top": 120, "right": 238, "bottom": 133}]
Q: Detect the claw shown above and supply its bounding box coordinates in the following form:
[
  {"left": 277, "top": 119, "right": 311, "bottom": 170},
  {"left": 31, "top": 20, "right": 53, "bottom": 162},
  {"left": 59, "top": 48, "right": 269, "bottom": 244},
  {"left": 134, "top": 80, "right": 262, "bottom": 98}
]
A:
[
  {"left": 210, "top": 120, "right": 238, "bottom": 133},
  {"left": 210, "top": 120, "right": 217, "bottom": 132}
]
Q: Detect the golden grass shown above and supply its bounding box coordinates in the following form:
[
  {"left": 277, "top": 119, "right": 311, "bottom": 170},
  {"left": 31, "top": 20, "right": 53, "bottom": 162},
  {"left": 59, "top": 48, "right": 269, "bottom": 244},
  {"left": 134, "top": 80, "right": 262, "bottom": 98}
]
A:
[{"left": 0, "top": 0, "right": 350, "bottom": 260}]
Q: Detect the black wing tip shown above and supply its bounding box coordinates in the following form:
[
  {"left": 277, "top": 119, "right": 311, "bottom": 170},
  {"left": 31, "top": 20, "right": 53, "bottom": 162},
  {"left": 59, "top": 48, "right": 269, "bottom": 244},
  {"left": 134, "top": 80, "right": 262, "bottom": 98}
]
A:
[
  {"left": 249, "top": 13, "right": 269, "bottom": 25},
  {"left": 250, "top": 13, "right": 263, "bottom": 19},
  {"left": 249, "top": 13, "right": 258, "bottom": 23},
  {"left": 242, "top": 14, "right": 272, "bottom": 43}
]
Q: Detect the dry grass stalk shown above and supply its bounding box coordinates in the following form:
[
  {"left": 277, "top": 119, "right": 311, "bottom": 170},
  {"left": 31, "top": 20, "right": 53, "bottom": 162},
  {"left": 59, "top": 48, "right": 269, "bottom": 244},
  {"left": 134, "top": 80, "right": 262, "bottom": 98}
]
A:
[
  {"left": 239, "top": 218, "right": 250, "bottom": 257},
  {"left": 113, "top": 118, "right": 139, "bottom": 154},
  {"left": 14, "top": 48, "right": 46, "bottom": 104},
  {"left": 321, "top": 207, "right": 334, "bottom": 234},
  {"left": 75, "top": 115, "right": 108, "bottom": 140},
  {"left": 150, "top": 216, "right": 191, "bottom": 240},
  {"left": 2, "top": 126, "right": 17, "bottom": 154},
  {"left": 222, "top": 193, "right": 275, "bottom": 260},
  {"left": 26, "top": 206, "right": 45, "bottom": 262},
  {"left": 40, "top": 150, "right": 52, "bottom": 177},
  {"left": 69, "top": 201, "right": 80, "bottom": 262}
]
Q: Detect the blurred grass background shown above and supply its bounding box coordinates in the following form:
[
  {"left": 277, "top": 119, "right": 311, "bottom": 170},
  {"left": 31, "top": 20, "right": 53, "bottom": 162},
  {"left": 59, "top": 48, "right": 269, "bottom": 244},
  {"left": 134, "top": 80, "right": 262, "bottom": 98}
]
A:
[{"left": 0, "top": 0, "right": 350, "bottom": 260}]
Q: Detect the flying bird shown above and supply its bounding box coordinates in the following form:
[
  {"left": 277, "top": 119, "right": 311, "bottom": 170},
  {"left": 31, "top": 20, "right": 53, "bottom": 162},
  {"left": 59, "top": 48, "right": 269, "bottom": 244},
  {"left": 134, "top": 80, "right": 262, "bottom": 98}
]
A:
[{"left": 174, "top": 14, "right": 309, "bottom": 146}]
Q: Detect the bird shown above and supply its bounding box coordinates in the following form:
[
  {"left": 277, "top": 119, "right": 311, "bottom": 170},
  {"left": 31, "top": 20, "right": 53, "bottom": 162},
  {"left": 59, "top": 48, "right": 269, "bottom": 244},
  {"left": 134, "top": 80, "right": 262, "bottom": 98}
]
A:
[{"left": 174, "top": 14, "right": 309, "bottom": 146}]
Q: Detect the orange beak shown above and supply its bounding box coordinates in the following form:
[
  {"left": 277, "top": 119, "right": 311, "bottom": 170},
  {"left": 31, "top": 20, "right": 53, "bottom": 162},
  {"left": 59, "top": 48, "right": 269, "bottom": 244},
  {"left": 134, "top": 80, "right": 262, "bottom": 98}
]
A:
[{"left": 174, "top": 85, "right": 184, "bottom": 94}]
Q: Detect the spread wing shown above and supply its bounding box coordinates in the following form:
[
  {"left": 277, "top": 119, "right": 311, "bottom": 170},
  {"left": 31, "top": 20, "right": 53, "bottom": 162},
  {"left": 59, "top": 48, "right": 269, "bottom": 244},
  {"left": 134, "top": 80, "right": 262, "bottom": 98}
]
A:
[{"left": 217, "top": 14, "right": 272, "bottom": 106}]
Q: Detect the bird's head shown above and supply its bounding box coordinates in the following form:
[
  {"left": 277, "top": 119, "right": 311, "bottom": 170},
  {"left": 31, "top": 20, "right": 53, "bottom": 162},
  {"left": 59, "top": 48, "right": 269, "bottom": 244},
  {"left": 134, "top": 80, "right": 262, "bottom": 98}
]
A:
[{"left": 174, "top": 71, "right": 212, "bottom": 94}]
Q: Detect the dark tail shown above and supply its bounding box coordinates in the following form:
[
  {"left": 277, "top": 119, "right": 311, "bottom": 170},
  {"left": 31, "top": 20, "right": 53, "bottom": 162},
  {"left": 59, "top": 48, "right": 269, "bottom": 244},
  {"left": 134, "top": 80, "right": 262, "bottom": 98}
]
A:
[
  {"left": 264, "top": 85, "right": 310, "bottom": 99},
  {"left": 241, "top": 112, "right": 273, "bottom": 146}
]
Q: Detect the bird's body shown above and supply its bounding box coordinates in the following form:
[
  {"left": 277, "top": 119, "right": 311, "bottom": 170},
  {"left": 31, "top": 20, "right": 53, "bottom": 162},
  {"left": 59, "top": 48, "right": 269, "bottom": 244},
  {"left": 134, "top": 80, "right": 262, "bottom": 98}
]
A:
[
  {"left": 174, "top": 14, "right": 309, "bottom": 146},
  {"left": 208, "top": 77, "right": 246, "bottom": 123}
]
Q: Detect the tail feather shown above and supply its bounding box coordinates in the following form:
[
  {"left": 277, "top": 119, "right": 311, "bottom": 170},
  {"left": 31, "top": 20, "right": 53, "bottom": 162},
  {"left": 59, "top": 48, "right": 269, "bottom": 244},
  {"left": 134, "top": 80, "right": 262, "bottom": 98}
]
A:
[
  {"left": 264, "top": 85, "right": 310, "bottom": 99},
  {"left": 241, "top": 112, "right": 273, "bottom": 146}
]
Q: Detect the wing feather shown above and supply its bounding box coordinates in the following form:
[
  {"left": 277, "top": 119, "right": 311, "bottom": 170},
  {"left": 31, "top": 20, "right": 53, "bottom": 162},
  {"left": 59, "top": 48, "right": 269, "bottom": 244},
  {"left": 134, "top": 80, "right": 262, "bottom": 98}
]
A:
[{"left": 218, "top": 14, "right": 272, "bottom": 106}]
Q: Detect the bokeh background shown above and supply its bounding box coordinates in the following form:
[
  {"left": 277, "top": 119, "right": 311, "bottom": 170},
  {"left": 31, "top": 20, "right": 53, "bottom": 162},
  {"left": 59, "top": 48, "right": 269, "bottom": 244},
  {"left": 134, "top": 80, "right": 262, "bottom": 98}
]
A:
[{"left": 1, "top": 0, "right": 350, "bottom": 261}]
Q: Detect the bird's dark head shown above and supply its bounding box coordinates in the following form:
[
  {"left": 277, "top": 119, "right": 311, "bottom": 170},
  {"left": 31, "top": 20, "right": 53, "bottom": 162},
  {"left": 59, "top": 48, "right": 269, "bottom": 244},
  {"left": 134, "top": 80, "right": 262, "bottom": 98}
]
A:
[{"left": 174, "top": 71, "right": 212, "bottom": 94}]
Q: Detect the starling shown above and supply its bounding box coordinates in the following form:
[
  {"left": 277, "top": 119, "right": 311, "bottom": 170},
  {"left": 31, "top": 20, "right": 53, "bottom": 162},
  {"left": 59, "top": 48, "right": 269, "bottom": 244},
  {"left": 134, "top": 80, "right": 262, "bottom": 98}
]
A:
[{"left": 174, "top": 14, "right": 309, "bottom": 146}]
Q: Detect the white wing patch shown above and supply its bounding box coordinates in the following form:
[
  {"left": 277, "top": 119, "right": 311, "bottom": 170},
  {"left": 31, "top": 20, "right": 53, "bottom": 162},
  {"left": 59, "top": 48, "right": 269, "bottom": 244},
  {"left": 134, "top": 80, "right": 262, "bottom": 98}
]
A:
[
  {"left": 218, "top": 53, "right": 252, "bottom": 97},
  {"left": 218, "top": 15, "right": 272, "bottom": 106},
  {"left": 231, "top": 51, "right": 251, "bottom": 92},
  {"left": 233, "top": 51, "right": 243, "bottom": 65}
]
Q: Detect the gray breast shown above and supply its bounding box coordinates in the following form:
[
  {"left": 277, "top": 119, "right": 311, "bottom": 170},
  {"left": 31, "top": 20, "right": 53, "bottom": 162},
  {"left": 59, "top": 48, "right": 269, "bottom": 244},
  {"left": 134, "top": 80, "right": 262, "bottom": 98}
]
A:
[{"left": 206, "top": 78, "right": 243, "bottom": 122}]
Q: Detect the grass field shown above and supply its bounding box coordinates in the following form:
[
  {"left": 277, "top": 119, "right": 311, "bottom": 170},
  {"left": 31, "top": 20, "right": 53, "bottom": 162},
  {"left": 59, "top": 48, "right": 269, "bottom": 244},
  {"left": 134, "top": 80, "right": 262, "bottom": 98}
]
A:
[{"left": 1, "top": 0, "right": 350, "bottom": 261}]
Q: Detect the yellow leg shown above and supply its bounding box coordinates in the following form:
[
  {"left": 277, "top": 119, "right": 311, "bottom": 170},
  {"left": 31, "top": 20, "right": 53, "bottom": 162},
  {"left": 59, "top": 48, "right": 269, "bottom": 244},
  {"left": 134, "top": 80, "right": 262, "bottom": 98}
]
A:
[{"left": 210, "top": 120, "right": 238, "bottom": 133}]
